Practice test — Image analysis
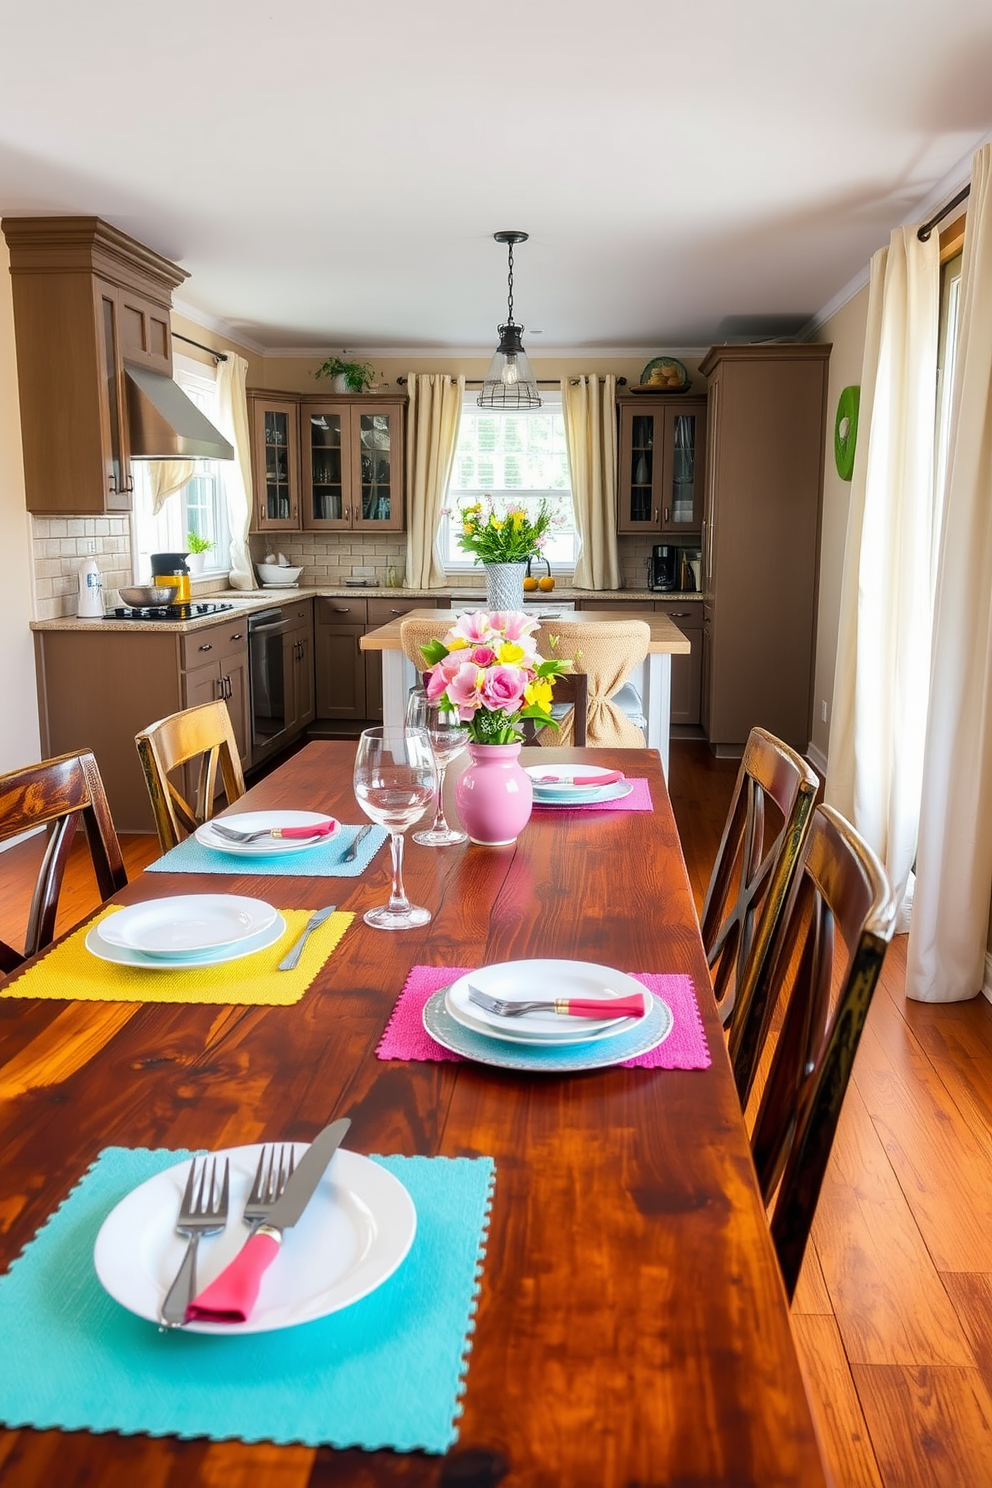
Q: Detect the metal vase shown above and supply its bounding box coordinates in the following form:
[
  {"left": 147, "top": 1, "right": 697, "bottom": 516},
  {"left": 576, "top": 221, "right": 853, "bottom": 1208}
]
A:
[{"left": 484, "top": 562, "right": 527, "bottom": 613}]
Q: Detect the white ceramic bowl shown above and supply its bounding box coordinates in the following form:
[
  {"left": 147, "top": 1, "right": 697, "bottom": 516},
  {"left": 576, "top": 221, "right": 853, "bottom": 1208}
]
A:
[{"left": 257, "top": 563, "right": 303, "bottom": 586}]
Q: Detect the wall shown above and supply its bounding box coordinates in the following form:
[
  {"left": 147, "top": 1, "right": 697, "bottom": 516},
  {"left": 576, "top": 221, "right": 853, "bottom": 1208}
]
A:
[
  {"left": 0, "top": 237, "right": 39, "bottom": 771},
  {"left": 808, "top": 289, "right": 870, "bottom": 767}
]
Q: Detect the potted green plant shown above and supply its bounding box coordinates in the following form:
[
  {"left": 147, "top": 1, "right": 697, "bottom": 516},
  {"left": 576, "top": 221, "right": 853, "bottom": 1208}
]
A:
[
  {"left": 314, "top": 355, "right": 378, "bottom": 394},
  {"left": 185, "top": 532, "right": 213, "bottom": 576}
]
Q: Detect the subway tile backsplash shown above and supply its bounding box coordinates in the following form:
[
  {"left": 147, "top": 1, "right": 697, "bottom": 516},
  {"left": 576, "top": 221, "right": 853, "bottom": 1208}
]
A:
[{"left": 31, "top": 518, "right": 664, "bottom": 619}]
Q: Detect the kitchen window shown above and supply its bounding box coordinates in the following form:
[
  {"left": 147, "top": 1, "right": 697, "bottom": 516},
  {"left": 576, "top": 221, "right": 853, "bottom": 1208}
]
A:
[
  {"left": 440, "top": 392, "right": 578, "bottom": 570},
  {"left": 130, "top": 357, "right": 231, "bottom": 580}
]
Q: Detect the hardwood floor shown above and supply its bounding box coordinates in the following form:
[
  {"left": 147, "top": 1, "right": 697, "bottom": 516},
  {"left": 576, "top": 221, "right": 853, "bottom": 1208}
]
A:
[{"left": 4, "top": 739, "right": 992, "bottom": 1485}]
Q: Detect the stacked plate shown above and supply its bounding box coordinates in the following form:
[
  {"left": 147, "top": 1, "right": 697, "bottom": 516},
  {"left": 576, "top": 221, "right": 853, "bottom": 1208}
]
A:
[
  {"left": 422, "top": 959, "right": 674, "bottom": 1072},
  {"left": 526, "top": 764, "right": 633, "bottom": 806},
  {"left": 195, "top": 811, "right": 340, "bottom": 857},
  {"left": 87, "top": 894, "right": 285, "bottom": 969}
]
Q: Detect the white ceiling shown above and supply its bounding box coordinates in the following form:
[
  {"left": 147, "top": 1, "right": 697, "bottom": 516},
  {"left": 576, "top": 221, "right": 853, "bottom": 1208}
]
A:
[{"left": 1, "top": 0, "right": 990, "bottom": 354}]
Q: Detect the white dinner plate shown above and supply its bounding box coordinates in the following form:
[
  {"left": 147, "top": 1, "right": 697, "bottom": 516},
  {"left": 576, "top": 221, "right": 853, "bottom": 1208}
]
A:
[
  {"left": 532, "top": 780, "right": 634, "bottom": 806},
  {"left": 86, "top": 912, "right": 286, "bottom": 970},
  {"left": 195, "top": 811, "right": 340, "bottom": 858},
  {"left": 423, "top": 989, "right": 673, "bottom": 1072},
  {"left": 98, "top": 895, "right": 278, "bottom": 954},
  {"left": 444, "top": 985, "right": 640, "bottom": 1047},
  {"left": 445, "top": 960, "right": 650, "bottom": 1043},
  {"left": 93, "top": 1142, "right": 416, "bottom": 1335},
  {"left": 526, "top": 765, "right": 634, "bottom": 806}
]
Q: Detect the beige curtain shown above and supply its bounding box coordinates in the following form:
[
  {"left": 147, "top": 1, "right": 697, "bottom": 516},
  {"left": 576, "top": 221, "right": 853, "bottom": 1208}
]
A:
[
  {"left": 825, "top": 225, "right": 939, "bottom": 927},
  {"left": 216, "top": 352, "right": 257, "bottom": 590},
  {"left": 907, "top": 145, "right": 992, "bottom": 1001},
  {"left": 562, "top": 375, "right": 621, "bottom": 590},
  {"left": 404, "top": 373, "right": 464, "bottom": 589},
  {"left": 147, "top": 460, "right": 195, "bottom": 516}
]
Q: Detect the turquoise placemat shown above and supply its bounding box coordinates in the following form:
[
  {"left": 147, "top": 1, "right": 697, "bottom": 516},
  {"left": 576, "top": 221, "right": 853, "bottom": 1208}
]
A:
[
  {"left": 146, "top": 823, "right": 388, "bottom": 877},
  {"left": 0, "top": 1146, "right": 495, "bottom": 1453}
]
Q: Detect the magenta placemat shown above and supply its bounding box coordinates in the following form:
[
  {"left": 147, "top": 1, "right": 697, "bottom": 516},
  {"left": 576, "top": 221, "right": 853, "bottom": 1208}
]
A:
[
  {"left": 376, "top": 965, "right": 710, "bottom": 1070},
  {"left": 531, "top": 777, "right": 653, "bottom": 813}
]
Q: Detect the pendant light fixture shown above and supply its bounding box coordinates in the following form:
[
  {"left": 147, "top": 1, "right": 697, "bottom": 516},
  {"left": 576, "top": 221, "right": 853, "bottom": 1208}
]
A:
[{"left": 477, "top": 230, "right": 542, "bottom": 410}]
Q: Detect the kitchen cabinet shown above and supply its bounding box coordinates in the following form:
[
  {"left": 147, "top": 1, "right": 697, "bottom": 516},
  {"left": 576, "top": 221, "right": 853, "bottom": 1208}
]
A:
[
  {"left": 249, "top": 392, "right": 406, "bottom": 533},
  {"left": 314, "top": 596, "right": 444, "bottom": 724},
  {"left": 34, "top": 615, "right": 250, "bottom": 833},
  {"left": 699, "top": 342, "right": 830, "bottom": 755},
  {"left": 2, "top": 216, "right": 185, "bottom": 515},
  {"left": 617, "top": 396, "right": 706, "bottom": 535}
]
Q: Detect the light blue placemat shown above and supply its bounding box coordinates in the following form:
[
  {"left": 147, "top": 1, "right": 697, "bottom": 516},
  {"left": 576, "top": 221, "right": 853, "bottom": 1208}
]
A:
[
  {"left": 0, "top": 1146, "right": 495, "bottom": 1453},
  {"left": 146, "top": 823, "right": 388, "bottom": 877}
]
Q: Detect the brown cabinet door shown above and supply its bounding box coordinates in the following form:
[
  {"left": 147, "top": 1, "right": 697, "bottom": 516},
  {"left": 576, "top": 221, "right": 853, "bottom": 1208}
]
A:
[
  {"left": 661, "top": 404, "right": 705, "bottom": 532},
  {"left": 117, "top": 291, "right": 172, "bottom": 373},
  {"left": 251, "top": 397, "right": 301, "bottom": 530},
  {"left": 617, "top": 403, "right": 662, "bottom": 533},
  {"left": 95, "top": 280, "right": 132, "bottom": 511},
  {"left": 315, "top": 623, "right": 367, "bottom": 718},
  {"left": 301, "top": 405, "right": 350, "bottom": 528},
  {"left": 617, "top": 397, "right": 706, "bottom": 536},
  {"left": 351, "top": 403, "right": 405, "bottom": 531},
  {"left": 218, "top": 625, "right": 250, "bottom": 766},
  {"left": 655, "top": 601, "right": 703, "bottom": 727}
]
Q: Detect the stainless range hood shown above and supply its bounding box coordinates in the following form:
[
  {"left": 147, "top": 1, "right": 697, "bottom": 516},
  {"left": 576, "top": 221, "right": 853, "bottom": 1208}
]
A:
[{"left": 125, "top": 362, "right": 234, "bottom": 460}]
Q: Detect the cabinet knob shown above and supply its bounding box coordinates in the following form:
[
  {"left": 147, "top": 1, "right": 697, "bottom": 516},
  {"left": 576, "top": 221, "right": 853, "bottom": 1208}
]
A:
[
  {"left": 230, "top": 632, "right": 243, "bottom": 640},
  {"left": 199, "top": 643, "right": 213, "bottom": 651}
]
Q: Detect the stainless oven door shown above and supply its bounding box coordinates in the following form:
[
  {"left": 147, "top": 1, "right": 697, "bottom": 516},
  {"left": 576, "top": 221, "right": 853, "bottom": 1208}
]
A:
[{"left": 248, "top": 608, "right": 293, "bottom": 758}]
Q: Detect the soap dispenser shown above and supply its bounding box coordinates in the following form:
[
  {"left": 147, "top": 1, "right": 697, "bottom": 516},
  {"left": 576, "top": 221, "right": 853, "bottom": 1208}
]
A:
[{"left": 76, "top": 555, "right": 104, "bottom": 618}]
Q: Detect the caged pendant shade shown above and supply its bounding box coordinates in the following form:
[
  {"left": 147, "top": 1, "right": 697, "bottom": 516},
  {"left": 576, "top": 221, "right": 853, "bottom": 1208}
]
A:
[{"left": 478, "top": 230, "right": 542, "bottom": 410}]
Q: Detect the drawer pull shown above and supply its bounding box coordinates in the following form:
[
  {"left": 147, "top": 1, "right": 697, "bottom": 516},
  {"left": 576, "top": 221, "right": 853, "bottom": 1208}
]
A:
[
  {"left": 199, "top": 643, "right": 213, "bottom": 651},
  {"left": 230, "top": 632, "right": 243, "bottom": 641}
]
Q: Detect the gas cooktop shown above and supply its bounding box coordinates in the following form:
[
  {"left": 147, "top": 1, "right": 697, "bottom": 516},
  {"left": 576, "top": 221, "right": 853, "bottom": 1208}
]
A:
[{"left": 110, "top": 602, "right": 235, "bottom": 622}]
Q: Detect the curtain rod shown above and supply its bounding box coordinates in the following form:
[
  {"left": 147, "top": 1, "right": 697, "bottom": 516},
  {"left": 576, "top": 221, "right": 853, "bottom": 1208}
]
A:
[
  {"left": 172, "top": 331, "right": 229, "bottom": 362},
  {"left": 918, "top": 185, "right": 971, "bottom": 242},
  {"left": 395, "top": 376, "right": 628, "bottom": 387}
]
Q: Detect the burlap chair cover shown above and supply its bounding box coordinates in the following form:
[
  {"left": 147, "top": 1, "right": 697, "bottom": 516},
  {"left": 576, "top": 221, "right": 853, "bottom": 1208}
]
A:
[
  {"left": 534, "top": 618, "right": 650, "bottom": 746},
  {"left": 399, "top": 617, "right": 452, "bottom": 680}
]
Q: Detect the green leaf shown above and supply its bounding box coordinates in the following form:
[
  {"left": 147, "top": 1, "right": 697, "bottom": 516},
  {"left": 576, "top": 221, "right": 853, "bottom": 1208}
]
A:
[{"left": 420, "top": 639, "right": 449, "bottom": 665}]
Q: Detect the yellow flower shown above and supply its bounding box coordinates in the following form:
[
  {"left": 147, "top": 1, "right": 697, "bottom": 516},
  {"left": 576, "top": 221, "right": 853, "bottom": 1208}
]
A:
[
  {"left": 463, "top": 522, "right": 475, "bottom": 535},
  {"left": 511, "top": 512, "right": 525, "bottom": 531},
  {"left": 497, "top": 641, "right": 526, "bottom": 665},
  {"left": 490, "top": 517, "right": 503, "bottom": 531},
  {"left": 525, "top": 678, "right": 553, "bottom": 710},
  {"left": 447, "top": 637, "right": 470, "bottom": 650}
]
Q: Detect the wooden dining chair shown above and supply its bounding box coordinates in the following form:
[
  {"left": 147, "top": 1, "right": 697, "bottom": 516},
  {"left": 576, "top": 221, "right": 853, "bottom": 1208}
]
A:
[
  {"left": 135, "top": 699, "right": 246, "bottom": 852},
  {"left": 700, "top": 727, "right": 819, "bottom": 1103},
  {"left": 747, "top": 803, "right": 896, "bottom": 1298},
  {"left": 0, "top": 749, "right": 127, "bottom": 974}
]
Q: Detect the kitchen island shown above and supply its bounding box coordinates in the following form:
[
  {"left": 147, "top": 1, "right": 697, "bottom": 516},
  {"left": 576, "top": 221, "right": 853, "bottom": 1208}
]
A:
[{"left": 360, "top": 608, "right": 691, "bottom": 776}]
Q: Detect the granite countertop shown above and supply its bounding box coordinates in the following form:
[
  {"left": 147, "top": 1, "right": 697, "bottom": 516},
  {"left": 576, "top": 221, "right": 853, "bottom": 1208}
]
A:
[{"left": 31, "top": 585, "right": 706, "bottom": 633}]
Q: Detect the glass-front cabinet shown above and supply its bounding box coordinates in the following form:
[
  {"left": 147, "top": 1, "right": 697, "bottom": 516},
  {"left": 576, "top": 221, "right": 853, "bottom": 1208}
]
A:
[
  {"left": 303, "top": 402, "right": 405, "bottom": 531},
  {"left": 617, "top": 396, "right": 706, "bottom": 535},
  {"left": 250, "top": 392, "right": 406, "bottom": 532},
  {"left": 251, "top": 397, "right": 300, "bottom": 530}
]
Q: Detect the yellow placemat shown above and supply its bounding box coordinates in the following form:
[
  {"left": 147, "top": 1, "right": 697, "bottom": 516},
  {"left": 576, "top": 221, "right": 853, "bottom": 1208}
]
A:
[{"left": 1, "top": 907, "right": 354, "bottom": 1006}]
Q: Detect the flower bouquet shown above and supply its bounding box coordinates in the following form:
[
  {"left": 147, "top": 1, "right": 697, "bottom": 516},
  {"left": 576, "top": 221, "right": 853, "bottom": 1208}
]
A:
[
  {"left": 454, "top": 496, "right": 555, "bottom": 565},
  {"left": 419, "top": 610, "right": 572, "bottom": 845},
  {"left": 420, "top": 610, "right": 570, "bottom": 744}
]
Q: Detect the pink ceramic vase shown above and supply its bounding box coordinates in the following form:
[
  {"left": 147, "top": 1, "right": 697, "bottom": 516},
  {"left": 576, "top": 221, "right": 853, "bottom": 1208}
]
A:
[{"left": 455, "top": 742, "right": 533, "bottom": 846}]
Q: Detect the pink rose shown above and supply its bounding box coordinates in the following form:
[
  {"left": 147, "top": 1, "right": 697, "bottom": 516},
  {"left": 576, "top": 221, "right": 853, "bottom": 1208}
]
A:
[
  {"left": 471, "top": 645, "right": 498, "bottom": 666},
  {"left": 499, "top": 610, "right": 538, "bottom": 642},
  {"left": 425, "top": 654, "right": 461, "bottom": 702},
  {"left": 449, "top": 611, "right": 494, "bottom": 646},
  {"left": 481, "top": 664, "right": 527, "bottom": 713},
  {"left": 446, "top": 662, "right": 485, "bottom": 713}
]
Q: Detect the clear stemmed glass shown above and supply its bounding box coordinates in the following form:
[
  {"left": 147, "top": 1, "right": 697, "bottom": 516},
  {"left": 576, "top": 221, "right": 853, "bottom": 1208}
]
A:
[
  {"left": 406, "top": 688, "right": 468, "bottom": 846},
  {"left": 353, "top": 726, "right": 436, "bottom": 929}
]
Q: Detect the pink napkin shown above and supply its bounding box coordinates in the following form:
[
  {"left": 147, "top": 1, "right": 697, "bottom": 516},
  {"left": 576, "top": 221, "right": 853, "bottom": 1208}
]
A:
[
  {"left": 530, "top": 777, "right": 653, "bottom": 812},
  {"left": 376, "top": 965, "right": 710, "bottom": 1070}
]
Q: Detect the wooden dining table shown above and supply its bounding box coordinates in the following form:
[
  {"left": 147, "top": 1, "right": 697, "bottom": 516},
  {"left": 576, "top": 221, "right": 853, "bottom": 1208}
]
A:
[{"left": 0, "top": 740, "right": 829, "bottom": 1487}]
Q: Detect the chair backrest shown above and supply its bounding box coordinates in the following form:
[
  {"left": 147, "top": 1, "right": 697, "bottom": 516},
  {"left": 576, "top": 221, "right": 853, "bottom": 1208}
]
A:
[
  {"left": 400, "top": 614, "right": 589, "bottom": 746},
  {"left": 135, "top": 699, "right": 246, "bottom": 851},
  {"left": 700, "top": 727, "right": 819, "bottom": 1102},
  {"left": 0, "top": 749, "right": 127, "bottom": 973},
  {"left": 533, "top": 618, "right": 651, "bottom": 746},
  {"left": 749, "top": 803, "right": 896, "bottom": 1298}
]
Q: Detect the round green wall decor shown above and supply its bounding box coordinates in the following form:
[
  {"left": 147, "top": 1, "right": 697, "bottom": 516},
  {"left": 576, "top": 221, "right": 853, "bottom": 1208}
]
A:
[{"left": 834, "top": 385, "right": 860, "bottom": 481}]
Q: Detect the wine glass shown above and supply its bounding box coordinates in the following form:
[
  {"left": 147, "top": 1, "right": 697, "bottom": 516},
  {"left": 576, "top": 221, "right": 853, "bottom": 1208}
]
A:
[
  {"left": 406, "top": 688, "right": 468, "bottom": 846},
  {"left": 353, "top": 727, "right": 435, "bottom": 929}
]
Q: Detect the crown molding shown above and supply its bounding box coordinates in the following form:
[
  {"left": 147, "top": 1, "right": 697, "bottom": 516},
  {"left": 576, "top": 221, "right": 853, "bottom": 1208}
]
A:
[
  {"left": 258, "top": 343, "right": 712, "bottom": 361},
  {"left": 171, "top": 297, "right": 267, "bottom": 356}
]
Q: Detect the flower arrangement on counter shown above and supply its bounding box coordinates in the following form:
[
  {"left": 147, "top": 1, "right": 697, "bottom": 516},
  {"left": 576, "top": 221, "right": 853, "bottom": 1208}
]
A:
[
  {"left": 420, "top": 610, "right": 571, "bottom": 744},
  {"left": 453, "top": 496, "right": 556, "bottom": 566}
]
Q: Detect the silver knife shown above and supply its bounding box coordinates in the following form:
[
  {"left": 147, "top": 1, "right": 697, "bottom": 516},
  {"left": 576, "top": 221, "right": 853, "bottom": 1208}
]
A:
[
  {"left": 184, "top": 1118, "right": 351, "bottom": 1324},
  {"left": 278, "top": 905, "right": 336, "bottom": 971},
  {"left": 342, "top": 821, "right": 374, "bottom": 862}
]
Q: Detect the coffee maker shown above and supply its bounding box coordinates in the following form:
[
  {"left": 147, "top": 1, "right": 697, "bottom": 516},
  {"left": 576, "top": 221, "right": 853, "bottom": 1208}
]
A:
[{"left": 649, "top": 545, "right": 679, "bottom": 592}]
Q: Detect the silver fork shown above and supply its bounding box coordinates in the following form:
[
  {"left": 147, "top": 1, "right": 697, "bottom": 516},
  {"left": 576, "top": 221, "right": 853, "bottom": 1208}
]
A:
[
  {"left": 242, "top": 1143, "right": 296, "bottom": 1232},
  {"left": 160, "top": 1157, "right": 230, "bottom": 1326},
  {"left": 211, "top": 821, "right": 321, "bottom": 844},
  {"left": 468, "top": 986, "right": 567, "bottom": 1018}
]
